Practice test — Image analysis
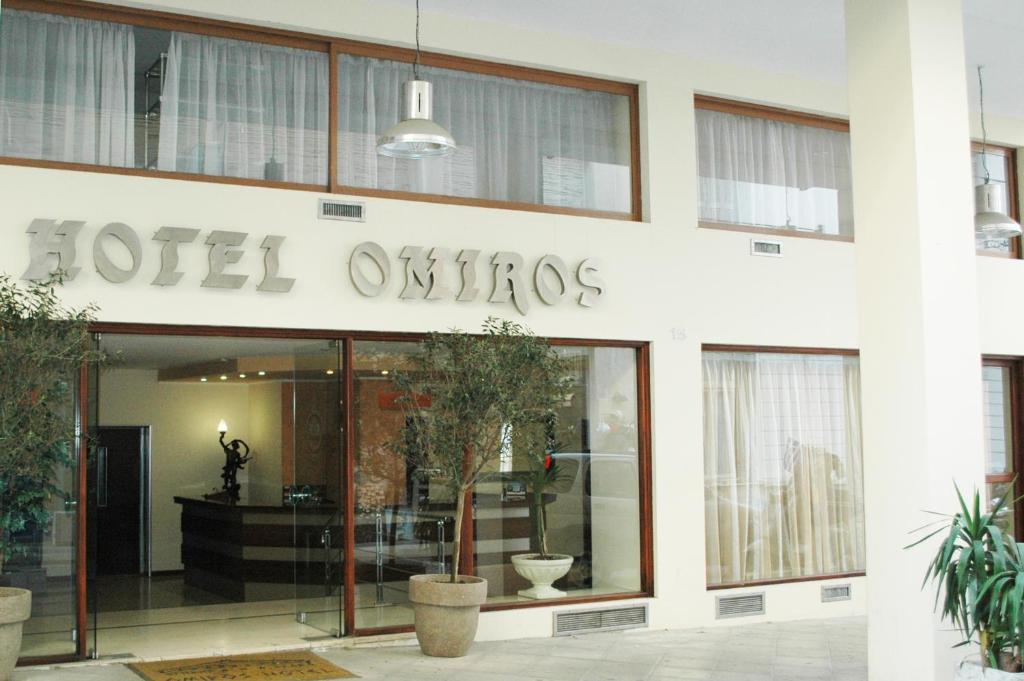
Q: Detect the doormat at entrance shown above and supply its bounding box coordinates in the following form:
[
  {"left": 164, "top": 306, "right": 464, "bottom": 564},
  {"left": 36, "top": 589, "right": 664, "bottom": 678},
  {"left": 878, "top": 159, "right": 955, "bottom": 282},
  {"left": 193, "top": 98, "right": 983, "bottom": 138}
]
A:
[{"left": 128, "top": 650, "right": 357, "bottom": 681}]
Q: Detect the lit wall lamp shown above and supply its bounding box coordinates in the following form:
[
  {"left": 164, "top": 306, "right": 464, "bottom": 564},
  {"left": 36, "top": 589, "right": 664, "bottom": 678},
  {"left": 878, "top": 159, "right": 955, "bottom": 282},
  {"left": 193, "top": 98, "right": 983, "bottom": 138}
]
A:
[
  {"left": 975, "top": 66, "right": 1021, "bottom": 239},
  {"left": 376, "top": 0, "right": 456, "bottom": 159},
  {"left": 217, "top": 420, "right": 251, "bottom": 504}
]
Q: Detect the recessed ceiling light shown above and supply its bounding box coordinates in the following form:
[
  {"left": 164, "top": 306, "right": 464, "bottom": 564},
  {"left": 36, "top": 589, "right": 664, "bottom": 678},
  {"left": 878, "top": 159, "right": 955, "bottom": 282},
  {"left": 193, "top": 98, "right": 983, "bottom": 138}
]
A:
[
  {"left": 220, "top": 375, "right": 228, "bottom": 381},
  {"left": 239, "top": 373, "right": 247, "bottom": 379},
  {"left": 200, "top": 377, "right": 208, "bottom": 382},
  {"left": 326, "top": 369, "right": 335, "bottom": 376},
  {"left": 381, "top": 370, "right": 390, "bottom": 376},
  {"left": 258, "top": 371, "right": 266, "bottom": 376}
]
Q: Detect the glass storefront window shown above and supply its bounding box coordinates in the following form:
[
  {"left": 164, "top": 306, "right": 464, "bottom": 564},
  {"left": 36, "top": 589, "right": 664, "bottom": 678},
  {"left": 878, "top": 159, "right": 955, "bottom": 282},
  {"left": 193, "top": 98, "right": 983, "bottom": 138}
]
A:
[
  {"left": 982, "top": 363, "right": 1016, "bottom": 535},
  {"left": 475, "top": 346, "right": 642, "bottom": 602},
  {"left": 703, "top": 351, "right": 866, "bottom": 586}
]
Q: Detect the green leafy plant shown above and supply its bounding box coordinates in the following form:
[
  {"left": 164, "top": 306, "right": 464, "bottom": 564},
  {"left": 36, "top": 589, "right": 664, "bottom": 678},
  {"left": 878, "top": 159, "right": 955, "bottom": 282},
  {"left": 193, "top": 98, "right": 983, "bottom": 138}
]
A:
[
  {"left": 395, "top": 317, "right": 570, "bottom": 583},
  {"left": 908, "top": 483, "right": 1023, "bottom": 671},
  {"left": 0, "top": 275, "right": 101, "bottom": 570}
]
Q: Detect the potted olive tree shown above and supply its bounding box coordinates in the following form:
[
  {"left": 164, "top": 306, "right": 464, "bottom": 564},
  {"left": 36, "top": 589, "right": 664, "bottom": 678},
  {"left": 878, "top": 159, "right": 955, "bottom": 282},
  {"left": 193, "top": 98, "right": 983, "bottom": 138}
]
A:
[
  {"left": 0, "top": 275, "right": 99, "bottom": 678},
  {"left": 510, "top": 414, "right": 576, "bottom": 599},
  {"left": 395, "top": 318, "right": 568, "bottom": 657},
  {"left": 909, "top": 484, "right": 1024, "bottom": 679}
]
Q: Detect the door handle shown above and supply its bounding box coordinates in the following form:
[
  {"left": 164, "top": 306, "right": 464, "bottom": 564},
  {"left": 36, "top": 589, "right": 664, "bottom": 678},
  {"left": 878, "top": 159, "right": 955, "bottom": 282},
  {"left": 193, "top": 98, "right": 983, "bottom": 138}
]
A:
[{"left": 97, "top": 446, "right": 108, "bottom": 508}]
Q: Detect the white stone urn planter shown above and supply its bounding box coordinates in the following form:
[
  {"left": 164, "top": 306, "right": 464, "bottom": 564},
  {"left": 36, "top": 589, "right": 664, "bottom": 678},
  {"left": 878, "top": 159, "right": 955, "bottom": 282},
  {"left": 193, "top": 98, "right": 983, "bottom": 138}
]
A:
[
  {"left": 956, "top": 660, "right": 1024, "bottom": 680},
  {"left": 408, "top": 574, "right": 487, "bottom": 658},
  {"left": 511, "top": 554, "right": 573, "bottom": 599},
  {"left": 0, "top": 588, "right": 30, "bottom": 681}
]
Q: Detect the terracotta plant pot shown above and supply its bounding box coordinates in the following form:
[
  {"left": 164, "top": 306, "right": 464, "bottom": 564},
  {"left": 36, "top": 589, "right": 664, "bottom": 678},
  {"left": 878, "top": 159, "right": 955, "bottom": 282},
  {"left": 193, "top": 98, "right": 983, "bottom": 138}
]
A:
[
  {"left": 408, "top": 574, "right": 487, "bottom": 658},
  {"left": 511, "top": 554, "right": 573, "bottom": 599},
  {"left": 0, "top": 588, "right": 31, "bottom": 681}
]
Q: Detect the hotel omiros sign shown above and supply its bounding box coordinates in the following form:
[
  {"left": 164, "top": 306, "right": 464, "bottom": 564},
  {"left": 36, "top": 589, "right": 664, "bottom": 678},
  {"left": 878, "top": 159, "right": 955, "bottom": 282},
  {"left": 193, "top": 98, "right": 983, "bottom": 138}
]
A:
[{"left": 22, "top": 219, "right": 605, "bottom": 315}]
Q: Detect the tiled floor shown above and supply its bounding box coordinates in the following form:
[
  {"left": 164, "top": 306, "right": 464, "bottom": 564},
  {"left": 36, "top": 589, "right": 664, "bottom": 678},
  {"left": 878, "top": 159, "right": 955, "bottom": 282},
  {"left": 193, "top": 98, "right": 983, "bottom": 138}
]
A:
[{"left": 14, "top": 616, "right": 867, "bottom": 681}]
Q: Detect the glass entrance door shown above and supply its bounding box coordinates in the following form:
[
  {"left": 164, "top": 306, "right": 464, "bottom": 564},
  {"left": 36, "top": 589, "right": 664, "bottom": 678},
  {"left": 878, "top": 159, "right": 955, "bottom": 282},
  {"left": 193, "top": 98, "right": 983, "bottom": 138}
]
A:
[{"left": 288, "top": 342, "right": 344, "bottom": 636}]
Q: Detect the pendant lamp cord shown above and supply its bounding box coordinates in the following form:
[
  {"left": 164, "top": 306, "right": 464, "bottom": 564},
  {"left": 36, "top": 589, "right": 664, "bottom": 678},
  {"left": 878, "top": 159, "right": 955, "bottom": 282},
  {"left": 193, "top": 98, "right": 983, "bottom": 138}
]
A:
[
  {"left": 978, "top": 65, "right": 990, "bottom": 184},
  {"left": 413, "top": 0, "right": 421, "bottom": 81}
]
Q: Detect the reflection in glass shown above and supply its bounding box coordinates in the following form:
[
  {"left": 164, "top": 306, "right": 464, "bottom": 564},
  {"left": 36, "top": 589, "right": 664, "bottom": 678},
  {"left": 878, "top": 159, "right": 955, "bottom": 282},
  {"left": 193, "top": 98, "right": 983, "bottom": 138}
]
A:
[{"left": 703, "top": 352, "right": 865, "bottom": 586}]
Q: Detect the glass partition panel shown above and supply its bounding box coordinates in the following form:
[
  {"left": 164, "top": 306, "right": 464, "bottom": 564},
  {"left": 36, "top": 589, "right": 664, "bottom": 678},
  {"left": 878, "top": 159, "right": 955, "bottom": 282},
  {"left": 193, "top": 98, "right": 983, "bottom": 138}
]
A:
[
  {"left": 15, "top": 373, "right": 80, "bottom": 658},
  {"left": 338, "top": 54, "right": 634, "bottom": 213},
  {"left": 352, "top": 340, "right": 437, "bottom": 630},
  {"left": 476, "top": 346, "right": 643, "bottom": 603}
]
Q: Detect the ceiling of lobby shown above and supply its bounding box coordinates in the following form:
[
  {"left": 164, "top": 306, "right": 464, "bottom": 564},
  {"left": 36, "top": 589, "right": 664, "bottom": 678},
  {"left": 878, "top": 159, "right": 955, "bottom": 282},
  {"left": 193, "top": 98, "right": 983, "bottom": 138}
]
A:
[{"left": 374, "top": 0, "right": 1024, "bottom": 118}]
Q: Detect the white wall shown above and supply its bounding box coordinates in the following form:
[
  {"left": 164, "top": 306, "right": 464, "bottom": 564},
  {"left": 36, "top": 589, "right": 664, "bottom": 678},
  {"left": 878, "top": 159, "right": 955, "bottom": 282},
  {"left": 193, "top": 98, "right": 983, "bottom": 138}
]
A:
[{"left": 3, "top": 0, "right": 1021, "bottom": 637}]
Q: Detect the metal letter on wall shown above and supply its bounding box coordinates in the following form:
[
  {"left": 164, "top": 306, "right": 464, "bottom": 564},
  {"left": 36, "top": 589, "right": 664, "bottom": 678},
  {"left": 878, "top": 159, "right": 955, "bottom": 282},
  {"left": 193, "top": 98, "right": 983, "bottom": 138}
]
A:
[
  {"left": 456, "top": 249, "right": 480, "bottom": 302},
  {"left": 490, "top": 251, "right": 530, "bottom": 315},
  {"left": 93, "top": 222, "right": 142, "bottom": 284},
  {"left": 576, "top": 258, "right": 605, "bottom": 308},
  {"left": 23, "top": 218, "right": 84, "bottom": 281},
  {"left": 350, "top": 241, "right": 391, "bottom": 297},
  {"left": 258, "top": 235, "right": 295, "bottom": 293},
  {"left": 152, "top": 227, "right": 200, "bottom": 286},
  {"left": 202, "top": 230, "right": 249, "bottom": 289},
  {"left": 426, "top": 248, "right": 451, "bottom": 300},
  {"left": 399, "top": 246, "right": 432, "bottom": 299},
  {"left": 534, "top": 254, "right": 570, "bottom": 306}
]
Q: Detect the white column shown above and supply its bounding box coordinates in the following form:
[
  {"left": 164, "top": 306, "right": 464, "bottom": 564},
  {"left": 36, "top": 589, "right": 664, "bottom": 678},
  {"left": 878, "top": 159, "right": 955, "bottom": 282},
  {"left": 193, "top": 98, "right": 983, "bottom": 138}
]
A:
[{"left": 845, "top": 1, "right": 987, "bottom": 680}]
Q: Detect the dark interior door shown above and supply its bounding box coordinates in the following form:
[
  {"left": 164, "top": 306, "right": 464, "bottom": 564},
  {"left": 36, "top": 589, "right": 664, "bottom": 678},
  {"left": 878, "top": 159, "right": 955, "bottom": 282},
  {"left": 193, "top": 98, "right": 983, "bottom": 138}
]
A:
[{"left": 95, "top": 427, "right": 143, "bottom": 576}]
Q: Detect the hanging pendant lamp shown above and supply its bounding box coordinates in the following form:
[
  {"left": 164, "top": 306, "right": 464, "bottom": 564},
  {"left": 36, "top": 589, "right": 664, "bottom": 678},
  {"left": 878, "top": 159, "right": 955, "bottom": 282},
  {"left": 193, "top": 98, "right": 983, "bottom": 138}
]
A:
[
  {"left": 377, "top": 0, "right": 456, "bottom": 159},
  {"left": 975, "top": 66, "right": 1021, "bottom": 239}
]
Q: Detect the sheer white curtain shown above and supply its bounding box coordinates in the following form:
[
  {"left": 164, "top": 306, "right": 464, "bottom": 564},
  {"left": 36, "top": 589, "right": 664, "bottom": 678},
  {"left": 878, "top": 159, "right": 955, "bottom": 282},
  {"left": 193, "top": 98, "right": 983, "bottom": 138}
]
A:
[
  {"left": 0, "top": 10, "right": 134, "bottom": 166},
  {"left": 696, "top": 109, "right": 854, "bottom": 236},
  {"left": 703, "top": 352, "right": 865, "bottom": 585},
  {"left": 158, "top": 33, "right": 328, "bottom": 184},
  {"left": 337, "top": 54, "right": 631, "bottom": 211}
]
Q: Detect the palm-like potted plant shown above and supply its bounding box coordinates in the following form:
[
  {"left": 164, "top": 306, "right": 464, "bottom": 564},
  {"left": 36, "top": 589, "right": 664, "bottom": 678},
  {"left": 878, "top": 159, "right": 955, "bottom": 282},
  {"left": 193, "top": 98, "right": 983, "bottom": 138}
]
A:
[
  {"left": 909, "top": 484, "right": 1024, "bottom": 678},
  {"left": 394, "top": 318, "right": 568, "bottom": 657},
  {"left": 0, "top": 276, "right": 99, "bottom": 679},
  {"left": 510, "top": 414, "right": 576, "bottom": 599}
]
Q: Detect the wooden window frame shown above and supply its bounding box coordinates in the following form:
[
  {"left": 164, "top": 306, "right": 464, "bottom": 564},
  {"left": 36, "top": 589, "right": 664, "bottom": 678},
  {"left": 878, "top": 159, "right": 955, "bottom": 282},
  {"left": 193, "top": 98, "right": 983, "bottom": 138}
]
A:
[
  {"left": 2, "top": 0, "right": 642, "bottom": 222},
  {"left": 982, "top": 357, "right": 1024, "bottom": 540},
  {"left": 694, "top": 95, "right": 854, "bottom": 244},
  {"left": 973, "top": 143, "right": 1021, "bottom": 259},
  {"left": 700, "top": 343, "right": 866, "bottom": 590},
  {"left": 46, "top": 322, "right": 654, "bottom": 663}
]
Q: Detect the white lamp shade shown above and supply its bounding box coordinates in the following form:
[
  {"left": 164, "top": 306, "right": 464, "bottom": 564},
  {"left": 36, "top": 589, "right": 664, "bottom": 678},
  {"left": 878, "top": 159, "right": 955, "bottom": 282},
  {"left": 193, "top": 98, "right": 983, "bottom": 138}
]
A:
[
  {"left": 975, "top": 183, "right": 1022, "bottom": 238},
  {"left": 377, "top": 80, "right": 456, "bottom": 159},
  {"left": 218, "top": 419, "right": 228, "bottom": 434}
]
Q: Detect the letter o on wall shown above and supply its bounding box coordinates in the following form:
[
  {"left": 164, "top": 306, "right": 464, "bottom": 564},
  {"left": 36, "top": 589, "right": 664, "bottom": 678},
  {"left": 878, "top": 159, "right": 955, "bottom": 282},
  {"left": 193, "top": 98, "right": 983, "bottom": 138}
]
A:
[
  {"left": 350, "top": 241, "right": 391, "bottom": 297},
  {"left": 93, "top": 222, "right": 142, "bottom": 283},
  {"left": 534, "top": 254, "right": 570, "bottom": 305}
]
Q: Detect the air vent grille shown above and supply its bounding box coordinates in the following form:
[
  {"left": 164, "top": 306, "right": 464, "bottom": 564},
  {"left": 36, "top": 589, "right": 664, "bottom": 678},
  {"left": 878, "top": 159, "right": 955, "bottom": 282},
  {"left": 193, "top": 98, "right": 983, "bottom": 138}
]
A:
[
  {"left": 553, "top": 605, "right": 647, "bottom": 636},
  {"left": 750, "top": 239, "right": 783, "bottom": 257},
  {"left": 822, "top": 584, "right": 852, "bottom": 603},
  {"left": 318, "top": 199, "right": 365, "bottom": 222},
  {"left": 716, "top": 592, "right": 765, "bottom": 619}
]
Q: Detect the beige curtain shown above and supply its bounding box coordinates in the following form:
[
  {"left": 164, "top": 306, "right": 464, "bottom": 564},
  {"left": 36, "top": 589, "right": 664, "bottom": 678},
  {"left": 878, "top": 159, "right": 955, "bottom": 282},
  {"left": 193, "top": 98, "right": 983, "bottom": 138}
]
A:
[{"left": 703, "top": 352, "right": 865, "bottom": 585}]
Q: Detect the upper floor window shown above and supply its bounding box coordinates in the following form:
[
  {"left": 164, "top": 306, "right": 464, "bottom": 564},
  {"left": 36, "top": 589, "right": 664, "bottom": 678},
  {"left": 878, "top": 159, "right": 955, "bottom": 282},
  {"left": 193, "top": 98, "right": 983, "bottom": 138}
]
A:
[
  {"left": 0, "top": 3, "right": 640, "bottom": 220},
  {"left": 337, "top": 54, "right": 634, "bottom": 215},
  {"left": 695, "top": 97, "right": 854, "bottom": 240},
  {"left": 973, "top": 145, "right": 1019, "bottom": 257}
]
